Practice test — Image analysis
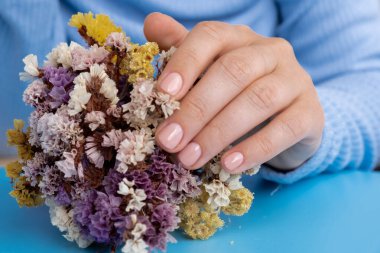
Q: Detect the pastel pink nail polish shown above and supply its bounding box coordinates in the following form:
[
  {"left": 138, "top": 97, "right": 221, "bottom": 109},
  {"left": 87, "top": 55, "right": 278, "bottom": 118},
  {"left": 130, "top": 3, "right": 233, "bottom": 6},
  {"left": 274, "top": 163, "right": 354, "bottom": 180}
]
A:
[
  {"left": 178, "top": 142, "right": 202, "bottom": 167},
  {"left": 159, "top": 72, "right": 182, "bottom": 95},
  {"left": 223, "top": 152, "right": 244, "bottom": 171},
  {"left": 157, "top": 123, "right": 183, "bottom": 149}
]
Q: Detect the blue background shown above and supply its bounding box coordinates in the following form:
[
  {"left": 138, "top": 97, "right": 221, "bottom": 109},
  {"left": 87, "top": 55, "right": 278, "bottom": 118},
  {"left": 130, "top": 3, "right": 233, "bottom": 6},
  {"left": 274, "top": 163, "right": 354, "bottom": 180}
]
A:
[{"left": 1, "top": 168, "right": 380, "bottom": 253}]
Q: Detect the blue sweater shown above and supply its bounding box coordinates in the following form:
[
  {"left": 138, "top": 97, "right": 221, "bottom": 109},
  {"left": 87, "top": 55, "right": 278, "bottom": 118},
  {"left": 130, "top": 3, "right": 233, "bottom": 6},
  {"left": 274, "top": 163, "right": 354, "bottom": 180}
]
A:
[{"left": 1, "top": 0, "right": 380, "bottom": 184}]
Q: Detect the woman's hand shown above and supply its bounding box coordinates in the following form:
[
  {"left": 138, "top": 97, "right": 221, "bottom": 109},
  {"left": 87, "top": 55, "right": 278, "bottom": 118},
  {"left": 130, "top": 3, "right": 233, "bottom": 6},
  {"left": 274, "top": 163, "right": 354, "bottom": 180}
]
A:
[{"left": 144, "top": 13, "right": 324, "bottom": 173}]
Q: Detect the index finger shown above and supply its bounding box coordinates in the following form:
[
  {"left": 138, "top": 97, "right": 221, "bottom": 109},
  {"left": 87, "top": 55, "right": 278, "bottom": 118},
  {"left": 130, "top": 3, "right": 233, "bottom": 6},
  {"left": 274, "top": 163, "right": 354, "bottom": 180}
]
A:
[{"left": 156, "top": 22, "right": 262, "bottom": 99}]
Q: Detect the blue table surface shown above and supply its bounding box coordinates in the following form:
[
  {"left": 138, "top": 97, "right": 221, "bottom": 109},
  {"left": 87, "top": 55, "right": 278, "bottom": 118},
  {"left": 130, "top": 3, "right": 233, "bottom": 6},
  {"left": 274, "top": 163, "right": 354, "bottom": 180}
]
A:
[{"left": 1, "top": 168, "right": 380, "bottom": 253}]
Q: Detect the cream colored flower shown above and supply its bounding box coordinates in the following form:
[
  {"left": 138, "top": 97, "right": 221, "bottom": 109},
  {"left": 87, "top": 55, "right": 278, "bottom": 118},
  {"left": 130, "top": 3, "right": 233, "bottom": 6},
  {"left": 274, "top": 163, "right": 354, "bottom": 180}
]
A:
[
  {"left": 117, "top": 178, "right": 135, "bottom": 195},
  {"left": 116, "top": 128, "right": 154, "bottom": 172},
  {"left": 204, "top": 180, "right": 231, "bottom": 209},
  {"left": 117, "top": 178, "right": 147, "bottom": 212},
  {"left": 19, "top": 54, "right": 39, "bottom": 81},
  {"left": 154, "top": 91, "right": 180, "bottom": 118},
  {"left": 122, "top": 239, "right": 148, "bottom": 253},
  {"left": 67, "top": 74, "right": 92, "bottom": 115},
  {"left": 206, "top": 159, "right": 243, "bottom": 190},
  {"left": 131, "top": 223, "right": 147, "bottom": 239},
  {"left": 122, "top": 79, "right": 155, "bottom": 122},
  {"left": 89, "top": 64, "right": 119, "bottom": 105},
  {"left": 245, "top": 164, "right": 261, "bottom": 176},
  {"left": 44, "top": 42, "right": 82, "bottom": 68}
]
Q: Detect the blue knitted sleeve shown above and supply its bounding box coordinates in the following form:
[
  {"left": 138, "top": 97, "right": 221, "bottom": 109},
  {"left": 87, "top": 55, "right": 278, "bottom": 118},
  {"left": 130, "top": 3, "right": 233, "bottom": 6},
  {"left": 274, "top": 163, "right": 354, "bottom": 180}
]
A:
[{"left": 261, "top": 0, "right": 380, "bottom": 183}]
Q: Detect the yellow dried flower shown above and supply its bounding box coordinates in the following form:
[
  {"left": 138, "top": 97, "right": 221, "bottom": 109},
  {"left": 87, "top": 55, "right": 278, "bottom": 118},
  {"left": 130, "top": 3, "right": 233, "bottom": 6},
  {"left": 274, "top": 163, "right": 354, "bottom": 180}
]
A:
[
  {"left": 179, "top": 199, "right": 224, "bottom": 240},
  {"left": 69, "top": 12, "right": 122, "bottom": 45},
  {"left": 222, "top": 187, "right": 254, "bottom": 216},
  {"left": 6, "top": 120, "right": 33, "bottom": 160},
  {"left": 5, "top": 161, "right": 23, "bottom": 179},
  {"left": 120, "top": 42, "right": 159, "bottom": 83},
  {"left": 6, "top": 119, "right": 26, "bottom": 146},
  {"left": 9, "top": 176, "right": 43, "bottom": 207}
]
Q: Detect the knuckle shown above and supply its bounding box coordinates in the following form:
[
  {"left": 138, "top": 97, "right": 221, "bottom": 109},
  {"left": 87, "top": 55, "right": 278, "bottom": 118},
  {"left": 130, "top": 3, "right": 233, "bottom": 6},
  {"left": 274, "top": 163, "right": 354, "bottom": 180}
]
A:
[
  {"left": 270, "top": 37, "right": 294, "bottom": 55},
  {"left": 300, "top": 70, "right": 314, "bottom": 88},
  {"left": 256, "top": 135, "right": 274, "bottom": 157},
  {"left": 245, "top": 82, "right": 277, "bottom": 111},
  {"left": 235, "top": 24, "right": 252, "bottom": 33},
  {"left": 218, "top": 53, "right": 251, "bottom": 90},
  {"left": 184, "top": 95, "right": 208, "bottom": 121},
  {"left": 195, "top": 21, "right": 225, "bottom": 42},
  {"left": 278, "top": 116, "right": 307, "bottom": 140},
  {"left": 180, "top": 46, "right": 202, "bottom": 66},
  {"left": 206, "top": 123, "right": 227, "bottom": 148}
]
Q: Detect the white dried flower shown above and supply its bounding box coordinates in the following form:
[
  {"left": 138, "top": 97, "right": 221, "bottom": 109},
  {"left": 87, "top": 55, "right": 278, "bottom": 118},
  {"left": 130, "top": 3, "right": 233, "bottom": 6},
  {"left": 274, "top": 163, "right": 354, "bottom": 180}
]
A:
[
  {"left": 131, "top": 223, "right": 147, "bottom": 239},
  {"left": 67, "top": 73, "right": 92, "bottom": 115},
  {"left": 20, "top": 54, "right": 39, "bottom": 81},
  {"left": 154, "top": 91, "right": 180, "bottom": 118},
  {"left": 204, "top": 179, "right": 231, "bottom": 209},
  {"left": 99, "top": 74, "right": 119, "bottom": 105},
  {"left": 121, "top": 221, "right": 148, "bottom": 253},
  {"left": 207, "top": 161, "right": 243, "bottom": 190},
  {"left": 117, "top": 178, "right": 135, "bottom": 195},
  {"left": 84, "top": 111, "right": 106, "bottom": 131},
  {"left": 126, "top": 188, "right": 147, "bottom": 212},
  {"left": 157, "top": 46, "right": 176, "bottom": 72},
  {"left": 122, "top": 238, "right": 148, "bottom": 253},
  {"left": 245, "top": 164, "right": 261, "bottom": 176},
  {"left": 44, "top": 42, "right": 82, "bottom": 68},
  {"left": 117, "top": 178, "right": 147, "bottom": 212},
  {"left": 122, "top": 79, "right": 155, "bottom": 122}
]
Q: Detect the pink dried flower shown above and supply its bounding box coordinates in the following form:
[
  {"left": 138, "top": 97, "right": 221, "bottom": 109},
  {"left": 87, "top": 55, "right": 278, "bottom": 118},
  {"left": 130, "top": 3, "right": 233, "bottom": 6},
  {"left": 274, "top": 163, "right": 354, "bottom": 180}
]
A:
[
  {"left": 84, "top": 111, "right": 106, "bottom": 131},
  {"left": 85, "top": 136, "right": 104, "bottom": 168},
  {"left": 71, "top": 44, "right": 109, "bottom": 71}
]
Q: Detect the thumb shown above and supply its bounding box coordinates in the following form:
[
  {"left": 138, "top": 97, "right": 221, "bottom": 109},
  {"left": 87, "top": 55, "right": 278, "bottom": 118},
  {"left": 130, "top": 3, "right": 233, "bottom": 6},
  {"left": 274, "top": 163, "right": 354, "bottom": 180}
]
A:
[{"left": 144, "top": 12, "right": 188, "bottom": 50}]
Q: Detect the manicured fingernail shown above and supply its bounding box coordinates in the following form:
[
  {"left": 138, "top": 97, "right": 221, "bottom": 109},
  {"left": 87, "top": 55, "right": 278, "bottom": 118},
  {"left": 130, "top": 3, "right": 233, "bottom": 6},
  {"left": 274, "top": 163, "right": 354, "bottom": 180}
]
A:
[
  {"left": 223, "top": 152, "right": 244, "bottom": 171},
  {"left": 157, "top": 122, "right": 183, "bottom": 149},
  {"left": 159, "top": 72, "right": 182, "bottom": 95},
  {"left": 178, "top": 142, "right": 202, "bottom": 167}
]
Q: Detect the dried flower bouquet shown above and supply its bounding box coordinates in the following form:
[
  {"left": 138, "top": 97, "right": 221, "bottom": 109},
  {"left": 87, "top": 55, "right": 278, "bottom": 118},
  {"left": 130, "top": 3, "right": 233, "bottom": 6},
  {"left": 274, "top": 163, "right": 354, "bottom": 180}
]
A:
[{"left": 5, "top": 12, "right": 259, "bottom": 253}]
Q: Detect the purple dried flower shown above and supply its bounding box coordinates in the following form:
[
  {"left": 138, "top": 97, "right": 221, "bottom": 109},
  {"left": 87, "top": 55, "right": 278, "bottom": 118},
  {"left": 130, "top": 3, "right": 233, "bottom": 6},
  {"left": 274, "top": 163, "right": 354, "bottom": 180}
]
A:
[
  {"left": 126, "top": 170, "right": 153, "bottom": 199},
  {"left": 54, "top": 186, "right": 72, "bottom": 206},
  {"left": 86, "top": 192, "right": 123, "bottom": 244},
  {"left": 43, "top": 66, "right": 75, "bottom": 87},
  {"left": 48, "top": 86, "right": 71, "bottom": 108},
  {"left": 43, "top": 66, "right": 75, "bottom": 108},
  {"left": 151, "top": 203, "right": 179, "bottom": 232},
  {"left": 22, "top": 152, "right": 46, "bottom": 186},
  {"left": 102, "top": 169, "right": 125, "bottom": 196},
  {"left": 169, "top": 164, "right": 201, "bottom": 202},
  {"left": 38, "top": 165, "right": 62, "bottom": 197},
  {"left": 152, "top": 183, "right": 168, "bottom": 201},
  {"left": 147, "top": 149, "right": 175, "bottom": 184}
]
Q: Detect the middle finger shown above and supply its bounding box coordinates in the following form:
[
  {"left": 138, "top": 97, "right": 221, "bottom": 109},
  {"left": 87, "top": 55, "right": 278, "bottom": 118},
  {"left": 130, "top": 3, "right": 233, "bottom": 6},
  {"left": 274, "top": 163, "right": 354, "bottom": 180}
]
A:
[{"left": 155, "top": 43, "right": 279, "bottom": 153}]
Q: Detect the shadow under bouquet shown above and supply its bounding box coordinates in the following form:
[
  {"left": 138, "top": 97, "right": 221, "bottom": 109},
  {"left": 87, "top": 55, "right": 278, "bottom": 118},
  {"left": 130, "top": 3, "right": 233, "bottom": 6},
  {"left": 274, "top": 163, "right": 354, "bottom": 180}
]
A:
[{"left": 5, "top": 12, "right": 260, "bottom": 253}]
